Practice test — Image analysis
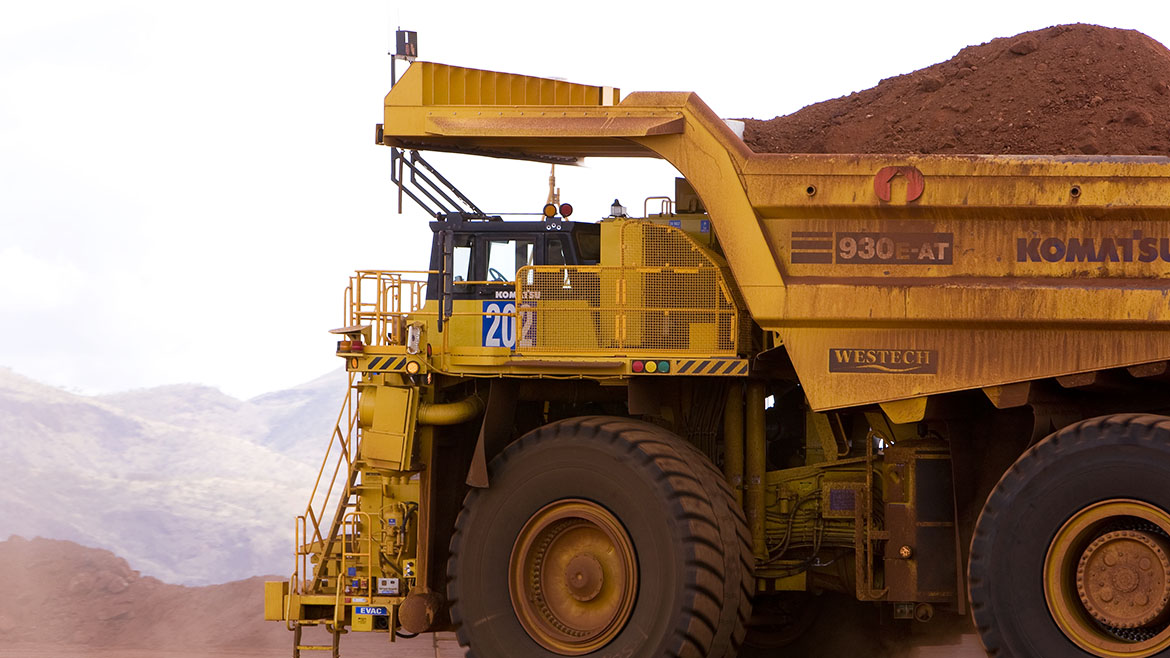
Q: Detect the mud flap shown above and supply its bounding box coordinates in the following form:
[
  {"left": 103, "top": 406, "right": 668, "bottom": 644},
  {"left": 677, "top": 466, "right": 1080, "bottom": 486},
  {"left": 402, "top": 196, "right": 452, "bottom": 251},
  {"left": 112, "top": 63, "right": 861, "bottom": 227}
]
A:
[{"left": 465, "top": 380, "right": 518, "bottom": 488}]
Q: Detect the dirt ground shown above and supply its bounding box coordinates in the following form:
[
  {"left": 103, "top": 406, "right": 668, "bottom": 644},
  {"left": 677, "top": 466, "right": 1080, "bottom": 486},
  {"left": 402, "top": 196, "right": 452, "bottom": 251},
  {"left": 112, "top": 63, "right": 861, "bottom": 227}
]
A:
[
  {"left": 0, "top": 635, "right": 989, "bottom": 658},
  {"left": 0, "top": 537, "right": 995, "bottom": 658},
  {"left": 0, "top": 632, "right": 463, "bottom": 658},
  {"left": 0, "top": 538, "right": 467, "bottom": 658},
  {"left": 0, "top": 633, "right": 988, "bottom": 658},
  {"left": 749, "top": 594, "right": 989, "bottom": 658}
]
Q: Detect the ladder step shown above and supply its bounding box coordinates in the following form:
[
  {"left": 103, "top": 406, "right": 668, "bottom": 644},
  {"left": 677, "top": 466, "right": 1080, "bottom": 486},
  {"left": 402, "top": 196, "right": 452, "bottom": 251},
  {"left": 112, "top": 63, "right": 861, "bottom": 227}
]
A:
[{"left": 295, "top": 645, "right": 336, "bottom": 651}]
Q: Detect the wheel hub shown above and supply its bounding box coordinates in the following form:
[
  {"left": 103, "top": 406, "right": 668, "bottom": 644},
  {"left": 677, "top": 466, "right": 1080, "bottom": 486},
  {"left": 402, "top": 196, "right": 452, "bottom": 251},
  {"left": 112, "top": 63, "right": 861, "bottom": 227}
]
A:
[
  {"left": 1045, "top": 499, "right": 1170, "bottom": 657},
  {"left": 1077, "top": 530, "right": 1170, "bottom": 629},
  {"left": 509, "top": 499, "right": 638, "bottom": 656},
  {"left": 565, "top": 553, "right": 605, "bottom": 602}
]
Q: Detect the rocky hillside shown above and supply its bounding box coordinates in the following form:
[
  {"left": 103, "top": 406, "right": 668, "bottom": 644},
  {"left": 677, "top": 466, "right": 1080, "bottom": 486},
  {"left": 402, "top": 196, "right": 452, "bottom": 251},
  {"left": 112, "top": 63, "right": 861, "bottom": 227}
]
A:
[{"left": 0, "top": 368, "right": 345, "bottom": 585}]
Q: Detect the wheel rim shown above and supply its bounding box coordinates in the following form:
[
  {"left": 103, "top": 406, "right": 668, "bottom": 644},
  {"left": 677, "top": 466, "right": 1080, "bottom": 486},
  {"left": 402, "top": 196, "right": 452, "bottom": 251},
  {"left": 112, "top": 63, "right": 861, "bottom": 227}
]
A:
[
  {"left": 1045, "top": 499, "right": 1170, "bottom": 657},
  {"left": 508, "top": 499, "right": 638, "bottom": 655}
]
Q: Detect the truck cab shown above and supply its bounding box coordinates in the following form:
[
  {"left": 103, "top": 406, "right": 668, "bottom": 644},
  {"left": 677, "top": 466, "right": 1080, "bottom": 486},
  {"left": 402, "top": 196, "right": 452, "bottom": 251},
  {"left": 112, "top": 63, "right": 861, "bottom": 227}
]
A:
[{"left": 425, "top": 214, "right": 600, "bottom": 299}]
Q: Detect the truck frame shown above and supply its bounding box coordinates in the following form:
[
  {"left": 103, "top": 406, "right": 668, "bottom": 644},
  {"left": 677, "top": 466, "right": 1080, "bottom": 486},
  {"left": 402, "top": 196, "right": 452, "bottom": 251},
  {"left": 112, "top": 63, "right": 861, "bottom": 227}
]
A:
[{"left": 266, "top": 60, "right": 1170, "bottom": 658}]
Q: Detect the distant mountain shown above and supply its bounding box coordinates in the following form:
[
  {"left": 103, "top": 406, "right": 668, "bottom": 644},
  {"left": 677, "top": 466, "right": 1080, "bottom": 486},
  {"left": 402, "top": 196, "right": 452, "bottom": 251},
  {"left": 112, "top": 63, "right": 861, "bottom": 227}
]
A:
[
  {"left": 0, "top": 368, "right": 346, "bottom": 585},
  {"left": 100, "top": 369, "right": 347, "bottom": 462}
]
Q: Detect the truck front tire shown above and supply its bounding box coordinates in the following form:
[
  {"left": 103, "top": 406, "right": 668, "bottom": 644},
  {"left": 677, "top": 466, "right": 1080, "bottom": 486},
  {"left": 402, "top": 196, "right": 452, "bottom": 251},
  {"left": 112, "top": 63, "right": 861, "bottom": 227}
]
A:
[{"left": 447, "top": 416, "right": 752, "bottom": 658}]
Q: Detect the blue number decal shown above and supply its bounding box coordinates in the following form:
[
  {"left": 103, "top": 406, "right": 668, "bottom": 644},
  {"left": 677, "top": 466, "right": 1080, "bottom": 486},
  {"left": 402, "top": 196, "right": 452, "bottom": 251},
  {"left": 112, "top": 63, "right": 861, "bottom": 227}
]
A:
[{"left": 482, "top": 301, "right": 517, "bottom": 348}]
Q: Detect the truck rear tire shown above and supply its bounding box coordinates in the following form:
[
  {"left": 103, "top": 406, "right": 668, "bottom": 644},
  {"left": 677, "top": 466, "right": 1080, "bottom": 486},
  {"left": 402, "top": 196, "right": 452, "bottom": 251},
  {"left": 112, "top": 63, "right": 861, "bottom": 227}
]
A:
[
  {"left": 970, "top": 414, "right": 1170, "bottom": 658},
  {"left": 447, "top": 416, "right": 753, "bottom": 658}
]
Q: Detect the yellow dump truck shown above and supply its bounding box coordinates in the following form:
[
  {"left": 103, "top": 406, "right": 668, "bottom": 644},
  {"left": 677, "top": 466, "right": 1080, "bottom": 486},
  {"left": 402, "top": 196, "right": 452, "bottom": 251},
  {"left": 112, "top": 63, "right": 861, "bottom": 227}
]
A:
[{"left": 266, "top": 58, "right": 1170, "bottom": 658}]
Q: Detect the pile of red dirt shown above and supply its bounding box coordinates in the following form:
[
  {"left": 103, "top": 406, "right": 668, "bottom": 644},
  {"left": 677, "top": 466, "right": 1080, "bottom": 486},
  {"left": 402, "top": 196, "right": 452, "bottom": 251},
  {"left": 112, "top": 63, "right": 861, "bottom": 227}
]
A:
[
  {"left": 0, "top": 536, "right": 288, "bottom": 651},
  {"left": 743, "top": 24, "right": 1170, "bottom": 155},
  {"left": 0, "top": 536, "right": 435, "bottom": 656}
]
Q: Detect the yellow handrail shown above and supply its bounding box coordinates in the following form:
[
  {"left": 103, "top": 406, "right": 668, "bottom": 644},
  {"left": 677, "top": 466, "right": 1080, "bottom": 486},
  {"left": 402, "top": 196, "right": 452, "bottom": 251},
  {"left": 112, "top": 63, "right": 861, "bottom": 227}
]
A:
[
  {"left": 335, "top": 511, "right": 377, "bottom": 626},
  {"left": 345, "top": 271, "right": 432, "bottom": 347},
  {"left": 293, "top": 371, "right": 360, "bottom": 595}
]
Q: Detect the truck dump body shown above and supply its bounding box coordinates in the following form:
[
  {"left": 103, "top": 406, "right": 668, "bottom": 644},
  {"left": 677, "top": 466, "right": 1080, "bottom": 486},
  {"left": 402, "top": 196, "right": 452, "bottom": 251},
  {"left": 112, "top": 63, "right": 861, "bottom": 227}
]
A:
[{"left": 382, "top": 62, "right": 1170, "bottom": 411}]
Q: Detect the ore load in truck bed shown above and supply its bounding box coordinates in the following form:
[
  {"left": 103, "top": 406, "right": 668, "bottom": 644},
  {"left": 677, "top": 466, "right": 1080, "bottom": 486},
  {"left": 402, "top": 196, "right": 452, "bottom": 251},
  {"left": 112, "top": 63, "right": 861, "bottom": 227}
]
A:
[{"left": 743, "top": 23, "right": 1170, "bottom": 156}]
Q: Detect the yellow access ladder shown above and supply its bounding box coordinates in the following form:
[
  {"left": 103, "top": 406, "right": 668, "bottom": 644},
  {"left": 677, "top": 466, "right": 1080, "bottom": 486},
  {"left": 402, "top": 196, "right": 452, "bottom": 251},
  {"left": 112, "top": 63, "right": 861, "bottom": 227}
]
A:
[
  {"left": 292, "top": 622, "right": 340, "bottom": 658},
  {"left": 289, "top": 372, "right": 362, "bottom": 657}
]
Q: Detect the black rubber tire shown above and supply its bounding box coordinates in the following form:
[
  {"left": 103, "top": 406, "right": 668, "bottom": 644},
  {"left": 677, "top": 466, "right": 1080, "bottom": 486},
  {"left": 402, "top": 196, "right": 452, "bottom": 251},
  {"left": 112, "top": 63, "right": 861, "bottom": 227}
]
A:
[
  {"left": 447, "top": 416, "right": 753, "bottom": 658},
  {"left": 970, "top": 414, "right": 1170, "bottom": 657}
]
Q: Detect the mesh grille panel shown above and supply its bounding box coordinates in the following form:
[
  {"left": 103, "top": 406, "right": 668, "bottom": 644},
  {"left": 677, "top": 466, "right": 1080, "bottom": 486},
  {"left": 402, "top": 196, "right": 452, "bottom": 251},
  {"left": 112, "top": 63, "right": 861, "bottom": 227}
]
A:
[{"left": 517, "top": 223, "right": 739, "bottom": 355}]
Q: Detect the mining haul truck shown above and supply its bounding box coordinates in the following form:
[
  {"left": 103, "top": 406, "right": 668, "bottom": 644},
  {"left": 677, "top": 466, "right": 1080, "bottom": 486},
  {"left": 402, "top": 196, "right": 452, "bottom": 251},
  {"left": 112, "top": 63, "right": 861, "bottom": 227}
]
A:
[{"left": 265, "top": 57, "right": 1170, "bottom": 658}]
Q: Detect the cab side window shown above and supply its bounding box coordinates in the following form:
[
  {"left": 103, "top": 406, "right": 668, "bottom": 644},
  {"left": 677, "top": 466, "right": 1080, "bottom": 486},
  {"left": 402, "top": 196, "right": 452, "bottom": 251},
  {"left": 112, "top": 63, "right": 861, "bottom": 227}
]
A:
[
  {"left": 575, "top": 228, "right": 601, "bottom": 264},
  {"left": 546, "top": 238, "right": 568, "bottom": 266},
  {"left": 452, "top": 234, "right": 473, "bottom": 283},
  {"left": 486, "top": 238, "right": 534, "bottom": 282}
]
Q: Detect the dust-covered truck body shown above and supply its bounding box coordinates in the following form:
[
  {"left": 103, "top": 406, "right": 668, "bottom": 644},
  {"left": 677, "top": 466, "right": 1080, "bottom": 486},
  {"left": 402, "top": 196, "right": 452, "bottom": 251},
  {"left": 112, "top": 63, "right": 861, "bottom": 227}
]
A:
[{"left": 266, "top": 61, "right": 1170, "bottom": 658}]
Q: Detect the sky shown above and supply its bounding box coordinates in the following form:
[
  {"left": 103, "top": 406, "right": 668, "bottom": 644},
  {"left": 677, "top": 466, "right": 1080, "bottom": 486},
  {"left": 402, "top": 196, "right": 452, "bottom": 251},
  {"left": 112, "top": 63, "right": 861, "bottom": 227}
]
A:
[{"left": 2, "top": 0, "right": 1168, "bottom": 399}]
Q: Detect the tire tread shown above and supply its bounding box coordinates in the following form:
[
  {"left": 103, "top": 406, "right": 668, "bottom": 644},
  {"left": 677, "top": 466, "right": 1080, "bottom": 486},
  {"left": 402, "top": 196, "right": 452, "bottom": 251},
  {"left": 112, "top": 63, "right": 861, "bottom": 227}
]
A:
[
  {"left": 448, "top": 415, "right": 752, "bottom": 658},
  {"left": 970, "top": 413, "right": 1170, "bottom": 657}
]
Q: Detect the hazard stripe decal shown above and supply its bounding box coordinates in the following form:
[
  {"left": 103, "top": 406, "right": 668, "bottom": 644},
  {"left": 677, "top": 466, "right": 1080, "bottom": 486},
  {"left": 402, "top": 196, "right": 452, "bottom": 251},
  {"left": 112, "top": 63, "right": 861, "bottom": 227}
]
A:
[
  {"left": 667, "top": 359, "right": 748, "bottom": 376},
  {"left": 361, "top": 356, "right": 411, "bottom": 372}
]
